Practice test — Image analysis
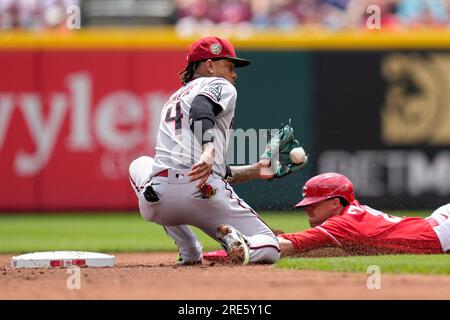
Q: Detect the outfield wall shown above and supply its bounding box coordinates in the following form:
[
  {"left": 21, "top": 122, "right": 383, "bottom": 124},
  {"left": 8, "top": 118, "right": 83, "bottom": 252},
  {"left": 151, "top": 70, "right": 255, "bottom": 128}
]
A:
[{"left": 1, "top": 28, "right": 450, "bottom": 211}]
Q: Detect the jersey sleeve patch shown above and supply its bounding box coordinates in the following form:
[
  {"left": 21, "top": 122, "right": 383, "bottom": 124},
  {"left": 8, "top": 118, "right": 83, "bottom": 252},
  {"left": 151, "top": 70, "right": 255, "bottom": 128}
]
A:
[
  {"left": 198, "top": 78, "right": 237, "bottom": 112},
  {"left": 205, "top": 84, "right": 222, "bottom": 102}
]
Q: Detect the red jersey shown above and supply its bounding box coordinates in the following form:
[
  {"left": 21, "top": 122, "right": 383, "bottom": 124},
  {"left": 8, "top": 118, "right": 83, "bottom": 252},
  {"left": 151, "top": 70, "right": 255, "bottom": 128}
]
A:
[{"left": 280, "top": 201, "right": 443, "bottom": 255}]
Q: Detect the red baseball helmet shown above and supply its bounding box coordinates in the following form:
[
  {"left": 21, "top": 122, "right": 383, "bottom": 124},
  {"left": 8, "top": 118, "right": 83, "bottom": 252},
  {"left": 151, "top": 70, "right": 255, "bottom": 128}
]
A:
[
  {"left": 185, "top": 36, "right": 250, "bottom": 67},
  {"left": 294, "top": 173, "right": 355, "bottom": 208}
]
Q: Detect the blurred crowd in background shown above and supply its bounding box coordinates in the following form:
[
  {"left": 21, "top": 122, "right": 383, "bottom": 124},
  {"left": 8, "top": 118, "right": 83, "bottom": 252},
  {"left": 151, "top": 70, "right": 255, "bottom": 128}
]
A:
[
  {"left": 1, "top": 0, "right": 450, "bottom": 31},
  {"left": 0, "top": 0, "right": 80, "bottom": 29},
  {"left": 175, "top": 0, "right": 450, "bottom": 32}
]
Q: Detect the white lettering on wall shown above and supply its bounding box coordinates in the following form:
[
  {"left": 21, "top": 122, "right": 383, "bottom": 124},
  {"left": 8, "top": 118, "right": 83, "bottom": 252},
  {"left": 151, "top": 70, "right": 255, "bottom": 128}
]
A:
[
  {"left": 0, "top": 72, "right": 170, "bottom": 178},
  {"left": 408, "top": 151, "right": 450, "bottom": 196},
  {"left": 16, "top": 93, "right": 68, "bottom": 176},
  {"left": 0, "top": 94, "right": 14, "bottom": 150},
  {"left": 66, "top": 73, "right": 93, "bottom": 151},
  {"left": 95, "top": 92, "right": 143, "bottom": 151},
  {"left": 319, "top": 150, "right": 450, "bottom": 197},
  {"left": 146, "top": 93, "right": 167, "bottom": 143}
]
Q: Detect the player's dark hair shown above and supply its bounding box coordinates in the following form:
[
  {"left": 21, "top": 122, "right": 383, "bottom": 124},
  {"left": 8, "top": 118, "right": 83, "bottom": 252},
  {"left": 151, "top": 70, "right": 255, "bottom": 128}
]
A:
[
  {"left": 335, "top": 197, "right": 349, "bottom": 207},
  {"left": 179, "top": 58, "right": 228, "bottom": 85},
  {"left": 179, "top": 61, "right": 201, "bottom": 85}
]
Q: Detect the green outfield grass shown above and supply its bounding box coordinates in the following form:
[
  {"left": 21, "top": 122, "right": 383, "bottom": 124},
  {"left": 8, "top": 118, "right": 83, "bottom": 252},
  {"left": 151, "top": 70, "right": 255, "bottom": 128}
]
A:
[
  {"left": 3, "top": 210, "right": 447, "bottom": 276},
  {"left": 277, "top": 255, "right": 450, "bottom": 275},
  {"left": 0, "top": 211, "right": 308, "bottom": 254}
]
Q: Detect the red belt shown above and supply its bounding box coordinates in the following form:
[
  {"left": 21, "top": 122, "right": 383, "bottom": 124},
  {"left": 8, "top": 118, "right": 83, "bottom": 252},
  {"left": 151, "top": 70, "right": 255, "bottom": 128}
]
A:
[{"left": 154, "top": 169, "right": 169, "bottom": 177}]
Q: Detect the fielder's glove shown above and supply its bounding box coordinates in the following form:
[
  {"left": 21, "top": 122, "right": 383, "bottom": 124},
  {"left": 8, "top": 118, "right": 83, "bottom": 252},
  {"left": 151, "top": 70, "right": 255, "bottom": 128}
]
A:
[{"left": 260, "top": 123, "right": 308, "bottom": 179}]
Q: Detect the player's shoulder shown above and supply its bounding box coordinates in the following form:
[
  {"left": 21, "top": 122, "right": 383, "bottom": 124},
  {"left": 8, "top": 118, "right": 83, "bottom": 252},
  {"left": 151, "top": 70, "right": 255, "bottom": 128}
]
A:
[
  {"left": 201, "top": 76, "right": 233, "bottom": 86},
  {"left": 322, "top": 203, "right": 364, "bottom": 226},
  {"left": 199, "top": 77, "right": 236, "bottom": 93},
  {"left": 321, "top": 213, "right": 348, "bottom": 227},
  {"left": 195, "top": 77, "right": 236, "bottom": 104},
  {"left": 319, "top": 203, "right": 366, "bottom": 234},
  {"left": 341, "top": 201, "right": 367, "bottom": 215}
]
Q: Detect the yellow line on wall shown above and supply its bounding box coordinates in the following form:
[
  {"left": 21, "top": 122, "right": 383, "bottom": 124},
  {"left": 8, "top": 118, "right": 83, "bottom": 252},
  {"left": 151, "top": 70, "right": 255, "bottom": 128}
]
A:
[{"left": 2, "top": 27, "right": 450, "bottom": 50}]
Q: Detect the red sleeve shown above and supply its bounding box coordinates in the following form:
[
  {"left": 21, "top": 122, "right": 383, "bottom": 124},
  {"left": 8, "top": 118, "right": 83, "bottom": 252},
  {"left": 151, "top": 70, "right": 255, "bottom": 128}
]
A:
[
  {"left": 318, "top": 215, "right": 360, "bottom": 240},
  {"left": 279, "top": 228, "right": 337, "bottom": 253}
]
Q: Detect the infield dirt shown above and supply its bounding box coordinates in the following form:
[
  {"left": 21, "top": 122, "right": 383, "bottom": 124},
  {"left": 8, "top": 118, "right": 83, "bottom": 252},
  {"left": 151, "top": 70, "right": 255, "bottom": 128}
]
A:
[{"left": 1, "top": 253, "right": 449, "bottom": 299}]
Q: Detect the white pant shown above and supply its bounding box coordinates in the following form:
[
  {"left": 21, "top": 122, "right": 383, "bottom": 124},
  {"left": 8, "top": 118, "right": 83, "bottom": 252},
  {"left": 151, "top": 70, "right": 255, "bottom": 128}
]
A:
[
  {"left": 129, "top": 156, "right": 280, "bottom": 264},
  {"left": 428, "top": 204, "right": 450, "bottom": 252}
]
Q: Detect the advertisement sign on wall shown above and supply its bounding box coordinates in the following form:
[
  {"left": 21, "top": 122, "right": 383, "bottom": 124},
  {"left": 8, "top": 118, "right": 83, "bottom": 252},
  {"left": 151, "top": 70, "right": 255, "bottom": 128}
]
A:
[
  {"left": 0, "top": 48, "right": 315, "bottom": 211},
  {"left": 315, "top": 51, "right": 450, "bottom": 209},
  {"left": 0, "top": 50, "right": 184, "bottom": 210}
]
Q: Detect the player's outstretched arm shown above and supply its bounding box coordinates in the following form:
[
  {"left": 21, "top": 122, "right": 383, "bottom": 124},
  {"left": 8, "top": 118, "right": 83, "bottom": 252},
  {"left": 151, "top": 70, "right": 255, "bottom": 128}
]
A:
[
  {"left": 277, "top": 237, "right": 298, "bottom": 257},
  {"left": 227, "top": 159, "right": 274, "bottom": 184},
  {"left": 227, "top": 122, "right": 309, "bottom": 184}
]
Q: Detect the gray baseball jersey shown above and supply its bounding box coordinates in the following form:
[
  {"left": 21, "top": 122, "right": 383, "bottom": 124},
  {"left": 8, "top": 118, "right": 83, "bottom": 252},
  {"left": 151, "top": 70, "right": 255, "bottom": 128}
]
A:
[
  {"left": 153, "top": 77, "right": 236, "bottom": 178},
  {"left": 129, "top": 76, "right": 280, "bottom": 264}
]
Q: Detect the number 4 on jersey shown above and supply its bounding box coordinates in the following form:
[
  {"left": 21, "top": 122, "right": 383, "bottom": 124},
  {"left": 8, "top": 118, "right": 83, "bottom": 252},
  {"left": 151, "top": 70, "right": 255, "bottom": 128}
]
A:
[{"left": 165, "top": 102, "right": 183, "bottom": 131}]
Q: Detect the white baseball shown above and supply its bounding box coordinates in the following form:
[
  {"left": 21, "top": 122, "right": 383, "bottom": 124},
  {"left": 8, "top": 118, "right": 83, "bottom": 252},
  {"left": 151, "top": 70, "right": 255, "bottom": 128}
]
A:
[{"left": 290, "top": 147, "right": 306, "bottom": 164}]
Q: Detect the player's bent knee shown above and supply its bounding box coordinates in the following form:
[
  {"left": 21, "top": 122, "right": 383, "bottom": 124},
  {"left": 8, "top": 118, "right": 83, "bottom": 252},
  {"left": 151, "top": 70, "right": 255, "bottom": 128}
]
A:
[
  {"left": 253, "top": 247, "right": 280, "bottom": 264},
  {"left": 246, "top": 234, "right": 280, "bottom": 263},
  {"left": 249, "top": 242, "right": 280, "bottom": 264},
  {"left": 266, "top": 248, "right": 281, "bottom": 263},
  {"left": 128, "top": 157, "right": 141, "bottom": 180},
  {"left": 129, "top": 156, "right": 154, "bottom": 176}
]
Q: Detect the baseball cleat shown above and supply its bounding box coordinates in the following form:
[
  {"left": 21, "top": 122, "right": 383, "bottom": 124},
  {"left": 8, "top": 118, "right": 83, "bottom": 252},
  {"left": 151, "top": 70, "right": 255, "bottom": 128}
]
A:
[
  {"left": 177, "top": 259, "right": 202, "bottom": 266},
  {"left": 216, "top": 224, "right": 250, "bottom": 265},
  {"left": 176, "top": 254, "right": 202, "bottom": 266}
]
